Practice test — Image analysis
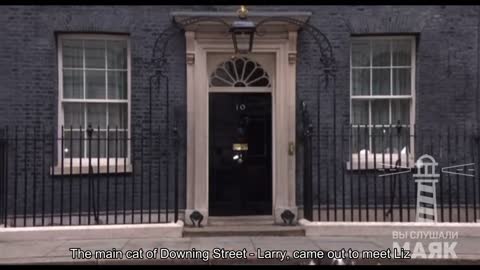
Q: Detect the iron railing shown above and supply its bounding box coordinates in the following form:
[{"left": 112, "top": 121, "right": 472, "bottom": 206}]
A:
[
  {"left": 0, "top": 125, "right": 181, "bottom": 227},
  {"left": 2, "top": 122, "right": 479, "bottom": 226},
  {"left": 301, "top": 123, "right": 480, "bottom": 223}
]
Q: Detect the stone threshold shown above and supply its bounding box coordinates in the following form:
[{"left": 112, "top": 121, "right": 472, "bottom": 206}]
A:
[{"left": 183, "top": 224, "right": 305, "bottom": 237}]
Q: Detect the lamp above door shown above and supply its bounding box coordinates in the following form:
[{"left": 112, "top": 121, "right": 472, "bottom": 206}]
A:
[{"left": 229, "top": 6, "right": 256, "bottom": 54}]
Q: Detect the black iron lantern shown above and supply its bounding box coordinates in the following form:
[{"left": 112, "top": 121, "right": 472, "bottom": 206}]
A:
[{"left": 230, "top": 6, "right": 256, "bottom": 54}]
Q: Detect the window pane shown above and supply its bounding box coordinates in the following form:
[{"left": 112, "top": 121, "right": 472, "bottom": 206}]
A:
[
  {"left": 352, "top": 127, "right": 369, "bottom": 153},
  {"left": 107, "top": 40, "right": 127, "bottom": 69},
  {"left": 351, "top": 40, "right": 370, "bottom": 67},
  {"left": 372, "top": 127, "right": 389, "bottom": 154},
  {"left": 372, "top": 69, "right": 390, "bottom": 95},
  {"left": 372, "top": 120, "right": 410, "bottom": 154},
  {"left": 391, "top": 127, "right": 410, "bottom": 155},
  {"left": 392, "top": 68, "right": 411, "bottom": 95},
  {"left": 63, "top": 69, "right": 83, "bottom": 99},
  {"left": 108, "top": 103, "right": 128, "bottom": 129},
  {"left": 87, "top": 104, "right": 107, "bottom": 129},
  {"left": 63, "top": 131, "right": 82, "bottom": 158},
  {"left": 108, "top": 131, "right": 128, "bottom": 158},
  {"left": 392, "top": 39, "right": 412, "bottom": 66},
  {"left": 391, "top": 99, "right": 410, "bottom": 125},
  {"left": 108, "top": 71, "right": 127, "bottom": 99},
  {"left": 352, "top": 100, "right": 368, "bottom": 125},
  {"left": 87, "top": 131, "right": 107, "bottom": 158},
  {"left": 86, "top": 70, "right": 106, "bottom": 99},
  {"left": 64, "top": 103, "right": 84, "bottom": 128},
  {"left": 85, "top": 40, "right": 105, "bottom": 69},
  {"left": 371, "top": 100, "right": 389, "bottom": 125},
  {"left": 382, "top": 128, "right": 398, "bottom": 155},
  {"left": 372, "top": 40, "right": 390, "bottom": 66},
  {"left": 352, "top": 69, "right": 370, "bottom": 95},
  {"left": 210, "top": 77, "right": 230, "bottom": 87},
  {"left": 62, "top": 40, "right": 83, "bottom": 68}
]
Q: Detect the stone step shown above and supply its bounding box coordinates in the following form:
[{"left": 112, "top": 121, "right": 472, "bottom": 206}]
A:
[
  {"left": 183, "top": 224, "right": 305, "bottom": 237},
  {"left": 207, "top": 216, "right": 275, "bottom": 226}
]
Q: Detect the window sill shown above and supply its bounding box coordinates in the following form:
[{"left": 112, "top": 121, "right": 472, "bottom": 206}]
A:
[
  {"left": 50, "top": 164, "right": 132, "bottom": 176},
  {"left": 346, "top": 153, "right": 415, "bottom": 171}
]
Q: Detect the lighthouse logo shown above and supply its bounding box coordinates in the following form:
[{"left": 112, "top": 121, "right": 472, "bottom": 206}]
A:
[
  {"left": 413, "top": 155, "right": 439, "bottom": 223},
  {"left": 378, "top": 154, "right": 475, "bottom": 223},
  {"left": 380, "top": 154, "right": 475, "bottom": 258}
]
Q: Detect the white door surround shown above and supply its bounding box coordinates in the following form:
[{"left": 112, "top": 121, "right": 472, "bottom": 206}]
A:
[{"left": 173, "top": 11, "right": 310, "bottom": 225}]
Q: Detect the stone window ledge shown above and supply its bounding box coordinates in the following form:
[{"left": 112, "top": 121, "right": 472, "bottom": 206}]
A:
[
  {"left": 346, "top": 153, "right": 415, "bottom": 171},
  {"left": 50, "top": 160, "right": 132, "bottom": 176}
]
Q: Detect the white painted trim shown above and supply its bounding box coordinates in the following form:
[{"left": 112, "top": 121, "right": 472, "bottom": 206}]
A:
[
  {"left": 57, "top": 36, "right": 64, "bottom": 165},
  {"left": 62, "top": 99, "right": 128, "bottom": 103},
  {"left": 63, "top": 67, "right": 128, "bottom": 71},
  {"left": 185, "top": 31, "right": 298, "bottom": 225},
  {"left": 352, "top": 35, "right": 417, "bottom": 41},
  {"left": 352, "top": 66, "right": 412, "bottom": 69},
  {"left": 209, "top": 87, "right": 272, "bottom": 93},
  {"left": 351, "top": 95, "right": 412, "bottom": 99},
  {"left": 410, "top": 36, "right": 416, "bottom": 158},
  {"left": 58, "top": 33, "right": 130, "bottom": 40}
]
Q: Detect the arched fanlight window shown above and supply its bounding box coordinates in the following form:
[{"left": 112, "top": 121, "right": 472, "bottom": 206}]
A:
[{"left": 209, "top": 57, "right": 271, "bottom": 87}]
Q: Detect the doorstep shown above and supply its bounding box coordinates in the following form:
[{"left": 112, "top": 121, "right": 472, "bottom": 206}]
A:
[
  {"left": 183, "top": 216, "right": 304, "bottom": 237},
  {"left": 183, "top": 224, "right": 305, "bottom": 237}
]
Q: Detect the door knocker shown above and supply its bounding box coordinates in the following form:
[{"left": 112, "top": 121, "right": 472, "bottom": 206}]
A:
[
  {"left": 232, "top": 143, "right": 248, "bottom": 164},
  {"left": 233, "top": 115, "right": 249, "bottom": 164}
]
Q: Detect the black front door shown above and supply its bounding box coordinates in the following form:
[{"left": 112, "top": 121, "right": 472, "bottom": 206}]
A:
[{"left": 209, "top": 93, "right": 272, "bottom": 216}]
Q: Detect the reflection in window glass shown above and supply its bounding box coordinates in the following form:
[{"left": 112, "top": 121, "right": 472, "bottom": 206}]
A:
[
  {"left": 84, "top": 40, "right": 105, "bottom": 69},
  {"left": 372, "top": 40, "right": 390, "bottom": 66},
  {"left": 351, "top": 40, "right": 370, "bottom": 67}
]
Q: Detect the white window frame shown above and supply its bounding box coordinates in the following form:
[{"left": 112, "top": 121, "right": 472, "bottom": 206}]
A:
[
  {"left": 349, "top": 36, "right": 416, "bottom": 170},
  {"left": 56, "top": 34, "right": 132, "bottom": 174}
]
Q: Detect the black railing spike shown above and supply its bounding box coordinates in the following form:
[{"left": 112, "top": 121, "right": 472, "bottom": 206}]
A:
[
  {"left": 301, "top": 100, "right": 313, "bottom": 221},
  {"left": 395, "top": 120, "right": 402, "bottom": 135},
  {"left": 87, "top": 124, "right": 93, "bottom": 139}
]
